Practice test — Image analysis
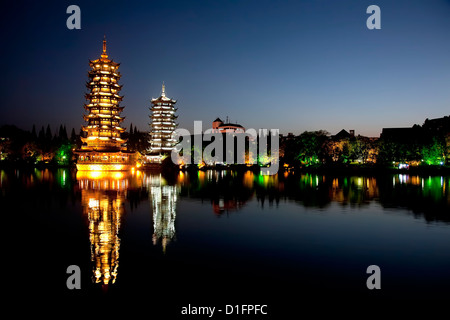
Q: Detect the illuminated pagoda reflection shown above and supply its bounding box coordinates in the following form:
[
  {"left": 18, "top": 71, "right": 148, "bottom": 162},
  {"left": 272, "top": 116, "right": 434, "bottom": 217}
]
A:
[
  {"left": 146, "top": 174, "right": 179, "bottom": 252},
  {"left": 76, "top": 37, "right": 137, "bottom": 170},
  {"left": 77, "top": 171, "right": 132, "bottom": 286}
]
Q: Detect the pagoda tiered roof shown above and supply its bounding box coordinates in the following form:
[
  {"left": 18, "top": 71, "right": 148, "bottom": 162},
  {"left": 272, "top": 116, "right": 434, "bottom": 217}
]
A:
[
  {"left": 148, "top": 83, "right": 178, "bottom": 154},
  {"left": 89, "top": 59, "right": 120, "bottom": 66},
  {"left": 151, "top": 84, "right": 177, "bottom": 104},
  {"left": 79, "top": 37, "right": 128, "bottom": 152}
]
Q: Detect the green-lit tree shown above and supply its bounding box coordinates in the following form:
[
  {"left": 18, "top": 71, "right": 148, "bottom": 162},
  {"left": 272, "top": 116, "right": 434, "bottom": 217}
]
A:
[
  {"left": 296, "top": 130, "right": 328, "bottom": 166},
  {"left": 422, "top": 137, "right": 446, "bottom": 165},
  {"left": 54, "top": 142, "right": 74, "bottom": 166}
]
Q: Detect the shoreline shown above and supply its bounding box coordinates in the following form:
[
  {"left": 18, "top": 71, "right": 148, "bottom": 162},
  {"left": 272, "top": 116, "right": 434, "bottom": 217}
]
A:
[{"left": 2, "top": 162, "right": 449, "bottom": 176}]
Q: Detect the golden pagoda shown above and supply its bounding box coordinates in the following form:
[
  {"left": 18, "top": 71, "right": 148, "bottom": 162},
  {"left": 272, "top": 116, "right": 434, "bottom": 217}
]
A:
[{"left": 76, "top": 37, "right": 137, "bottom": 171}]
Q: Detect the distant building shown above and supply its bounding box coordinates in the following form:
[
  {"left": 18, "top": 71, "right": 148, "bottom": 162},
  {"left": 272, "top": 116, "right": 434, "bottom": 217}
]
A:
[
  {"left": 422, "top": 116, "right": 450, "bottom": 135},
  {"left": 332, "top": 129, "right": 355, "bottom": 140},
  {"left": 212, "top": 117, "right": 245, "bottom": 133},
  {"left": 380, "top": 125, "right": 422, "bottom": 142},
  {"left": 380, "top": 116, "right": 450, "bottom": 143},
  {"left": 148, "top": 83, "right": 178, "bottom": 154}
]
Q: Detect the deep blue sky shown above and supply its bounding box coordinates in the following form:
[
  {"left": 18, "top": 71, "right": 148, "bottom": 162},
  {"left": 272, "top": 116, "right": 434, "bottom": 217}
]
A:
[{"left": 1, "top": 0, "right": 449, "bottom": 137}]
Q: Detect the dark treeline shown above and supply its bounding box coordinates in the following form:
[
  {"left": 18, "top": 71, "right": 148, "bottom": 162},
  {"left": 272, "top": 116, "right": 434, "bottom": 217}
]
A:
[
  {"left": 0, "top": 124, "right": 79, "bottom": 166},
  {"left": 122, "top": 123, "right": 150, "bottom": 154},
  {"left": 280, "top": 117, "right": 450, "bottom": 168},
  {"left": 0, "top": 123, "right": 149, "bottom": 166},
  {"left": 164, "top": 116, "right": 450, "bottom": 171},
  {"left": 1, "top": 116, "right": 449, "bottom": 169},
  {"left": 174, "top": 127, "right": 449, "bottom": 172}
]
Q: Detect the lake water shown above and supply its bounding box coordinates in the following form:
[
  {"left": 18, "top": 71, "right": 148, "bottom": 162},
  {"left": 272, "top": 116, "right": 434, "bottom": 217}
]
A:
[{"left": 3, "top": 168, "right": 450, "bottom": 312}]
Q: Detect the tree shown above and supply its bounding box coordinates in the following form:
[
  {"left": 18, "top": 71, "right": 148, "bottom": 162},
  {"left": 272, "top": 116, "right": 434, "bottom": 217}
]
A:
[
  {"left": 280, "top": 135, "right": 301, "bottom": 167},
  {"left": 422, "top": 137, "right": 446, "bottom": 165},
  {"left": 31, "top": 124, "right": 37, "bottom": 141},
  {"left": 341, "top": 141, "right": 351, "bottom": 163},
  {"left": 38, "top": 126, "right": 45, "bottom": 141},
  {"left": 59, "top": 124, "right": 68, "bottom": 141},
  {"left": 296, "top": 130, "right": 328, "bottom": 166},
  {"left": 55, "top": 142, "right": 74, "bottom": 166},
  {"left": 70, "top": 128, "right": 77, "bottom": 143},
  {"left": 22, "top": 142, "right": 39, "bottom": 162},
  {"left": 377, "top": 140, "right": 398, "bottom": 164},
  {"left": 45, "top": 124, "right": 52, "bottom": 142},
  {"left": 350, "top": 137, "right": 375, "bottom": 164},
  {"left": 0, "top": 137, "right": 11, "bottom": 161}
]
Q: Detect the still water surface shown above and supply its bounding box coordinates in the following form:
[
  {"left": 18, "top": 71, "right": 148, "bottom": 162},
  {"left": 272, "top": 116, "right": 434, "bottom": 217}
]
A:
[{"left": 3, "top": 169, "right": 450, "bottom": 308}]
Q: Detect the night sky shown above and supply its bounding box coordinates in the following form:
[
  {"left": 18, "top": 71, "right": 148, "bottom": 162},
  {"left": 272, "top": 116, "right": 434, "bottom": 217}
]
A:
[{"left": 1, "top": 0, "right": 449, "bottom": 137}]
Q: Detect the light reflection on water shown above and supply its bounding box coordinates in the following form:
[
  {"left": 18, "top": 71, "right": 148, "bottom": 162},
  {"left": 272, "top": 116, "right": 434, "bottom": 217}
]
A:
[
  {"left": 77, "top": 171, "right": 130, "bottom": 286},
  {"left": 2, "top": 168, "right": 450, "bottom": 300}
]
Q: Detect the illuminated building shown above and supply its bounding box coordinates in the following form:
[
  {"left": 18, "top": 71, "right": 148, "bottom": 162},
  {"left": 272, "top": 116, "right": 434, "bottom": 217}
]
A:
[
  {"left": 148, "top": 83, "right": 178, "bottom": 155},
  {"left": 76, "top": 37, "right": 137, "bottom": 170},
  {"left": 212, "top": 117, "right": 245, "bottom": 133}
]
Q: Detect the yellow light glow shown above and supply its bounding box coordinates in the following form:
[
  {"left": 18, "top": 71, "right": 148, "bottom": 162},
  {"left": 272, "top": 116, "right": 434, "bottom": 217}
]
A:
[
  {"left": 113, "top": 172, "right": 124, "bottom": 179},
  {"left": 77, "top": 170, "right": 128, "bottom": 181},
  {"left": 91, "top": 165, "right": 102, "bottom": 171},
  {"left": 76, "top": 163, "right": 131, "bottom": 171},
  {"left": 88, "top": 198, "right": 99, "bottom": 208}
]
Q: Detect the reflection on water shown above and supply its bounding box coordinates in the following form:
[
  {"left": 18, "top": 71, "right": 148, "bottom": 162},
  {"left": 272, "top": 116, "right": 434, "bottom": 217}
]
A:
[
  {"left": 381, "top": 174, "right": 450, "bottom": 222},
  {"left": 175, "top": 171, "right": 449, "bottom": 223},
  {"left": 77, "top": 171, "right": 130, "bottom": 285},
  {"left": 3, "top": 168, "right": 449, "bottom": 225},
  {"left": 76, "top": 170, "right": 180, "bottom": 285},
  {"left": 177, "top": 170, "right": 254, "bottom": 215},
  {"left": 2, "top": 168, "right": 450, "bottom": 297},
  {"left": 146, "top": 174, "right": 179, "bottom": 252}
]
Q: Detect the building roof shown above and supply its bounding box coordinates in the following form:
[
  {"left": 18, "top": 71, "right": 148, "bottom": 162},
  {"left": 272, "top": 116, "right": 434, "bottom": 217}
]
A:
[
  {"left": 380, "top": 126, "right": 422, "bottom": 140},
  {"left": 213, "top": 116, "right": 243, "bottom": 128},
  {"left": 332, "top": 129, "right": 351, "bottom": 140},
  {"left": 151, "top": 83, "right": 177, "bottom": 103},
  {"left": 218, "top": 123, "right": 244, "bottom": 128},
  {"left": 423, "top": 115, "right": 450, "bottom": 124},
  {"left": 423, "top": 115, "right": 450, "bottom": 133}
]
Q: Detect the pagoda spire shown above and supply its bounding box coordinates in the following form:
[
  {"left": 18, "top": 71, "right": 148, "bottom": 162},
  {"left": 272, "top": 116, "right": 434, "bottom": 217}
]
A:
[
  {"left": 161, "top": 81, "right": 166, "bottom": 98},
  {"left": 101, "top": 35, "right": 108, "bottom": 59}
]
